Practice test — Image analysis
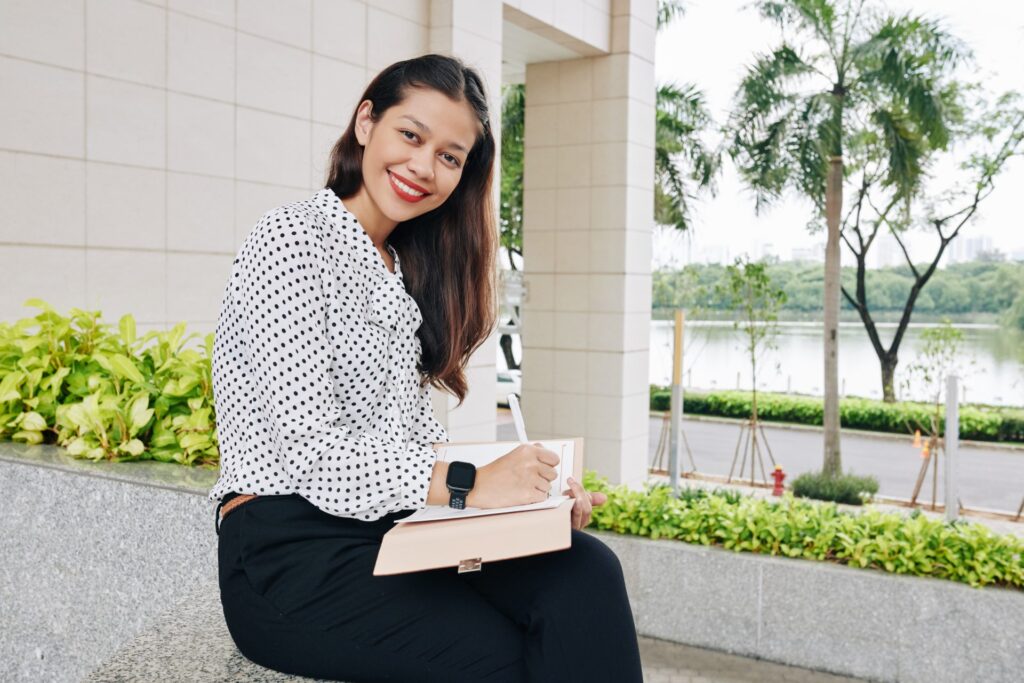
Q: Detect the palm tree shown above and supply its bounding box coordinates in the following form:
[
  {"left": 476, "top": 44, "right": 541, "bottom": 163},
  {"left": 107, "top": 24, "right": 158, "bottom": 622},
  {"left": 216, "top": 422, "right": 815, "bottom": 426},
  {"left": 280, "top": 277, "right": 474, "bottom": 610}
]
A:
[
  {"left": 727, "top": 0, "right": 966, "bottom": 477},
  {"left": 655, "top": 0, "right": 720, "bottom": 232}
]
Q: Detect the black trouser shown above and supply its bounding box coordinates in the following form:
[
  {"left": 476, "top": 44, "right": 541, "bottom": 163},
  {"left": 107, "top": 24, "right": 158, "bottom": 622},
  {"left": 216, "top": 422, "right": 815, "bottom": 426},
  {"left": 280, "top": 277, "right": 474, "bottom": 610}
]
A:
[{"left": 216, "top": 491, "right": 644, "bottom": 682}]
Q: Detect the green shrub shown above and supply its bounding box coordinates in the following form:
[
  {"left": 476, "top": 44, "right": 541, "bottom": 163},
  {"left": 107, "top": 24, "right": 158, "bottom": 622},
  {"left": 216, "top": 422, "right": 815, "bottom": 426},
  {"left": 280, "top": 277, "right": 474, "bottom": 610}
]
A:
[
  {"left": 582, "top": 470, "right": 1024, "bottom": 589},
  {"left": 650, "top": 386, "right": 1024, "bottom": 443},
  {"left": 0, "top": 299, "right": 218, "bottom": 466},
  {"left": 791, "top": 471, "right": 880, "bottom": 505}
]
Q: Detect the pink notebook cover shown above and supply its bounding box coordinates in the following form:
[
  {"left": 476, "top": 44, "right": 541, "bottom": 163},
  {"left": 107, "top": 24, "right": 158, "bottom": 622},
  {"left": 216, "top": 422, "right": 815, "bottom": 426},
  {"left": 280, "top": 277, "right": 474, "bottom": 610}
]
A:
[{"left": 373, "top": 437, "right": 584, "bottom": 576}]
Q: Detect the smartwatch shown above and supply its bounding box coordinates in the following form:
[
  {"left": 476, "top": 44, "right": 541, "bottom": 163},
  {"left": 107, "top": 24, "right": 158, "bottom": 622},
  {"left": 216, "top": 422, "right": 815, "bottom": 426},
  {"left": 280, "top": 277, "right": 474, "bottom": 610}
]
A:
[{"left": 446, "top": 461, "right": 476, "bottom": 509}]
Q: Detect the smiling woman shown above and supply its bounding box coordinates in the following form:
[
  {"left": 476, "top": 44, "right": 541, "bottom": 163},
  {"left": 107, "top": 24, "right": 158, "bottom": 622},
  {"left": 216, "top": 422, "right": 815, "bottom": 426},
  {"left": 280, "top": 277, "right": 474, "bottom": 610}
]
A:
[{"left": 211, "top": 53, "right": 643, "bottom": 683}]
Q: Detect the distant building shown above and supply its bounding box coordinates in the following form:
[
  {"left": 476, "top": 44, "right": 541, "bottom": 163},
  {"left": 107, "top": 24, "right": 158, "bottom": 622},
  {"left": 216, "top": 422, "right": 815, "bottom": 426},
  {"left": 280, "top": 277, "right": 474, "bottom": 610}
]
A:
[
  {"left": 949, "top": 235, "right": 994, "bottom": 264},
  {"left": 790, "top": 243, "right": 825, "bottom": 263}
]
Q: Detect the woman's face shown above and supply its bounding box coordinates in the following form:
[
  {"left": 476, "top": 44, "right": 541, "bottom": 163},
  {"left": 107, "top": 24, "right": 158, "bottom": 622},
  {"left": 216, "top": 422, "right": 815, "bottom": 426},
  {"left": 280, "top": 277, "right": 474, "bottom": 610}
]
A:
[{"left": 354, "top": 87, "right": 481, "bottom": 224}]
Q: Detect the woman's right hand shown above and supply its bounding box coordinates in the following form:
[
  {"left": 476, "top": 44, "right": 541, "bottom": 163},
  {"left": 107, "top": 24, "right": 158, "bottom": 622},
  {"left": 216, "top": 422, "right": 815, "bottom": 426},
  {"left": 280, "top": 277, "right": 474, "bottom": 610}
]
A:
[{"left": 468, "top": 442, "right": 560, "bottom": 509}]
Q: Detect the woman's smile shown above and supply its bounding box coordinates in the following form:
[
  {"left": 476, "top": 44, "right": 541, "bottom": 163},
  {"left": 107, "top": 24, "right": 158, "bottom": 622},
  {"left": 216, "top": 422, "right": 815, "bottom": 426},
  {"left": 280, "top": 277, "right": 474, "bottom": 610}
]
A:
[{"left": 387, "top": 169, "right": 431, "bottom": 203}]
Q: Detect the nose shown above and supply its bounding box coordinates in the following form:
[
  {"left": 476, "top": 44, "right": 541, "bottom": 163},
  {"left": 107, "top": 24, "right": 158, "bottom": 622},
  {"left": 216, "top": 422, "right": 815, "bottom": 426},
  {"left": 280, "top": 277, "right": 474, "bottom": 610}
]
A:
[{"left": 406, "top": 148, "right": 435, "bottom": 184}]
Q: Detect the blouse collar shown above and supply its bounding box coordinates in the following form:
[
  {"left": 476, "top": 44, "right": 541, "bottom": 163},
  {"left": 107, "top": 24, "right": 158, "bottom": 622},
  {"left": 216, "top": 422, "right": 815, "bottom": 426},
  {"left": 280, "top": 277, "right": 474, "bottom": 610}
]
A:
[{"left": 316, "top": 187, "right": 402, "bottom": 281}]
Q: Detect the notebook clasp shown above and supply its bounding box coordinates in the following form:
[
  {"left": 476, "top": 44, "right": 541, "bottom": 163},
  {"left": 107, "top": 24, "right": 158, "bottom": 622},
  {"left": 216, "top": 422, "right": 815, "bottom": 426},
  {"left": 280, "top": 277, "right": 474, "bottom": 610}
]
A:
[{"left": 458, "top": 557, "right": 482, "bottom": 573}]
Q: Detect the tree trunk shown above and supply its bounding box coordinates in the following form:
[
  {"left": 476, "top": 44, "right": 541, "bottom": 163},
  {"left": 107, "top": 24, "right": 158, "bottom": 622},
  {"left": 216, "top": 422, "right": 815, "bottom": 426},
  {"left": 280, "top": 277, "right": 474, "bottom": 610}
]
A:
[
  {"left": 880, "top": 355, "right": 897, "bottom": 403},
  {"left": 823, "top": 155, "right": 843, "bottom": 477},
  {"left": 499, "top": 331, "right": 519, "bottom": 370}
]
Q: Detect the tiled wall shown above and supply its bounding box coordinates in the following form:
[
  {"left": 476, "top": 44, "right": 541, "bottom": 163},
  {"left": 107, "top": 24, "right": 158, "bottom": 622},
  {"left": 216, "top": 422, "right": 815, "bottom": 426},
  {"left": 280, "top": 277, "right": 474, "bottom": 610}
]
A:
[
  {"left": 519, "top": 0, "right": 655, "bottom": 484},
  {"left": 0, "top": 0, "right": 430, "bottom": 339}
]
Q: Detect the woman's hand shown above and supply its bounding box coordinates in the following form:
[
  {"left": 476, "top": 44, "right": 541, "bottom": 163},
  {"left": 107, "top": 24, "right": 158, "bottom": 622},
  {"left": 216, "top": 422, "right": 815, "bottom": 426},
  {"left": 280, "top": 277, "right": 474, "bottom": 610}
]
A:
[{"left": 566, "top": 477, "right": 607, "bottom": 530}]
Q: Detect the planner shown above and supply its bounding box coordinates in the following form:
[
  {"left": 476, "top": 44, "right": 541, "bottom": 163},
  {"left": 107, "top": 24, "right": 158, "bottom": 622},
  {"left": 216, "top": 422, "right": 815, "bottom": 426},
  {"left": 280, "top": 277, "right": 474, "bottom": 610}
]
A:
[{"left": 372, "top": 437, "right": 584, "bottom": 576}]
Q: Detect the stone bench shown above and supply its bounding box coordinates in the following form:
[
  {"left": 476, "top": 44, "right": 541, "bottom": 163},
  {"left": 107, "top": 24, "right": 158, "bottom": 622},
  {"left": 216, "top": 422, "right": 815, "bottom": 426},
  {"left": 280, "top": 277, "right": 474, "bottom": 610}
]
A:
[{"left": 84, "top": 580, "right": 339, "bottom": 682}]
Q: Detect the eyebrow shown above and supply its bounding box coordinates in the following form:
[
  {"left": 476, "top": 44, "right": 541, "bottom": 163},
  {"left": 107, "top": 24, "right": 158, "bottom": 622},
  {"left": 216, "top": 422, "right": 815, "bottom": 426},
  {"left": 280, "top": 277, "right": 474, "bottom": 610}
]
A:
[{"left": 399, "top": 114, "right": 469, "bottom": 153}]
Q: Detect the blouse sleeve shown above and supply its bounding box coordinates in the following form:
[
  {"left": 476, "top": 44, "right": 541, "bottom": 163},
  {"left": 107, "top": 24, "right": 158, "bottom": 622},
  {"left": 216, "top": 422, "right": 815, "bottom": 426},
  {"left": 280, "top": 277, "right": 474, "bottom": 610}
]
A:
[
  {"left": 408, "top": 378, "right": 450, "bottom": 450},
  {"left": 238, "top": 211, "right": 438, "bottom": 517}
]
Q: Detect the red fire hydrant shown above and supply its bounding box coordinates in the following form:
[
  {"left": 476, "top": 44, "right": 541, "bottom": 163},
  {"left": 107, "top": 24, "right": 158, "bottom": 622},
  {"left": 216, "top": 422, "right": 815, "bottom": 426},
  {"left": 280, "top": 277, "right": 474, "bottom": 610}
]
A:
[{"left": 771, "top": 465, "right": 786, "bottom": 496}]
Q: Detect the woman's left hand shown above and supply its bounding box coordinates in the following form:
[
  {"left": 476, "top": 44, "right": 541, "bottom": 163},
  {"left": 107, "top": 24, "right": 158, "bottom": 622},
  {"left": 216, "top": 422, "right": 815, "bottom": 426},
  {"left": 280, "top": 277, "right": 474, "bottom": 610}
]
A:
[{"left": 566, "top": 477, "right": 607, "bottom": 530}]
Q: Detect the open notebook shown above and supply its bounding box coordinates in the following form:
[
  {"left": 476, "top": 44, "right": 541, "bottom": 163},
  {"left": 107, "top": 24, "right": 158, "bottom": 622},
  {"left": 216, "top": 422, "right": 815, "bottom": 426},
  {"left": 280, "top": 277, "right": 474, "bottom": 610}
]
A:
[{"left": 372, "top": 437, "right": 584, "bottom": 576}]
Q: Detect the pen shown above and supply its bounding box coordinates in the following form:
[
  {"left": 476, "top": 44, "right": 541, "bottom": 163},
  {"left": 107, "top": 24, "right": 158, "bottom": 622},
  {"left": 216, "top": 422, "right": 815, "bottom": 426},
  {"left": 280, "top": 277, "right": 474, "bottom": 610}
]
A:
[{"left": 507, "top": 393, "right": 529, "bottom": 443}]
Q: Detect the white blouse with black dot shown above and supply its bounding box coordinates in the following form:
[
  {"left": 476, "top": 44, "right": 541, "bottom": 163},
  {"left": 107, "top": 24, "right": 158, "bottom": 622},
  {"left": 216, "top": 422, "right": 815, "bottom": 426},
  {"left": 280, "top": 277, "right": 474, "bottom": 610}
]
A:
[{"left": 208, "top": 187, "right": 450, "bottom": 521}]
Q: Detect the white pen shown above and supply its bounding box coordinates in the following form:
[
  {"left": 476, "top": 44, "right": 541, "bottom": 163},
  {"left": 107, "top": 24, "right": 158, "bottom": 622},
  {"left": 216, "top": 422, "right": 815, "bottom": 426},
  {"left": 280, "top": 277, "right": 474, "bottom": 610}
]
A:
[{"left": 507, "top": 393, "right": 529, "bottom": 443}]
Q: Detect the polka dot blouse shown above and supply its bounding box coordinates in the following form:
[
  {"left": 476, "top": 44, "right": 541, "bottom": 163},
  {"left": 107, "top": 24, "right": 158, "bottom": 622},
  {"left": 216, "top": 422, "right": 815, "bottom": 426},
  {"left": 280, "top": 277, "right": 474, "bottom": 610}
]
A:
[{"left": 208, "top": 187, "right": 450, "bottom": 521}]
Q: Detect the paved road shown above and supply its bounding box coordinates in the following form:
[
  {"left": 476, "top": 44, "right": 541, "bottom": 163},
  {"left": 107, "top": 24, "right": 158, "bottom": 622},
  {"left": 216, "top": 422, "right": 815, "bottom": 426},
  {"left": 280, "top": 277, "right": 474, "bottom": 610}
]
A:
[
  {"left": 647, "top": 415, "right": 1024, "bottom": 514},
  {"left": 495, "top": 409, "right": 1024, "bottom": 513}
]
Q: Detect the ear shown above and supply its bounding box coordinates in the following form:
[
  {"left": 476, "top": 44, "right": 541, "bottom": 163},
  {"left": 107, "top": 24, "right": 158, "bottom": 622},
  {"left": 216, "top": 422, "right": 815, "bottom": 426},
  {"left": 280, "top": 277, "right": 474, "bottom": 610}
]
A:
[{"left": 354, "top": 99, "right": 374, "bottom": 147}]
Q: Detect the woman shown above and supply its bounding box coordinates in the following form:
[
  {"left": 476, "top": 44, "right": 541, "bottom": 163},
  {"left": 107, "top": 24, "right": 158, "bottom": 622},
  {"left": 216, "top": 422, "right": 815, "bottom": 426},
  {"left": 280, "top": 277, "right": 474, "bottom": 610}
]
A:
[{"left": 209, "top": 53, "right": 644, "bottom": 683}]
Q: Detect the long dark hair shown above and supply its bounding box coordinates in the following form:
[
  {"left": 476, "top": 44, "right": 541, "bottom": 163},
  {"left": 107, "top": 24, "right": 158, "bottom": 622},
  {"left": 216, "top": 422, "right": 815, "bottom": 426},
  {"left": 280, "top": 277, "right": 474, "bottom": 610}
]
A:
[{"left": 323, "top": 54, "right": 497, "bottom": 407}]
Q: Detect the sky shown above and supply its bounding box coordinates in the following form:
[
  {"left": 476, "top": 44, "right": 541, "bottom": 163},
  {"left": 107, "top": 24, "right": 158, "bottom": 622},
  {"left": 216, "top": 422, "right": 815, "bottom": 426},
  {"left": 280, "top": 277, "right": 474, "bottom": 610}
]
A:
[{"left": 652, "top": 0, "right": 1024, "bottom": 268}]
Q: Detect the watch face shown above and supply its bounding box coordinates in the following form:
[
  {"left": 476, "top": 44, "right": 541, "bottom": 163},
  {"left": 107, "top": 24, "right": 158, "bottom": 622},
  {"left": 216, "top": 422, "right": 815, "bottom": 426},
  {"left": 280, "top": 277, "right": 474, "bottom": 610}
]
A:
[{"left": 448, "top": 461, "right": 476, "bottom": 490}]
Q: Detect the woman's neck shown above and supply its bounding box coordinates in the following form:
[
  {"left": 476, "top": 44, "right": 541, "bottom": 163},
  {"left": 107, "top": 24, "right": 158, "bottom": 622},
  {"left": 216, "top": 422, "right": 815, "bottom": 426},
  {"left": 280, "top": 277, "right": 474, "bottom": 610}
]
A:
[{"left": 342, "top": 185, "right": 397, "bottom": 250}]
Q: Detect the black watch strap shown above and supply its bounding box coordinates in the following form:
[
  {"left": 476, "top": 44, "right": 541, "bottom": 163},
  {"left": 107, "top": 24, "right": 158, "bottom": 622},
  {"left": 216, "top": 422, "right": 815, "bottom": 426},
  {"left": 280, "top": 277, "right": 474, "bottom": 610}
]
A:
[{"left": 449, "top": 490, "right": 468, "bottom": 509}]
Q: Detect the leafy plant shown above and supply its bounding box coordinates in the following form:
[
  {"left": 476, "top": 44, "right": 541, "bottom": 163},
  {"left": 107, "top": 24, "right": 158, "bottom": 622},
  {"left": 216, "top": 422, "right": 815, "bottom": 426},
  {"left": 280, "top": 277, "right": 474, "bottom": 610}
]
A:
[
  {"left": 791, "top": 470, "right": 879, "bottom": 505},
  {"left": 0, "top": 299, "right": 218, "bottom": 466},
  {"left": 583, "top": 470, "right": 1024, "bottom": 589}
]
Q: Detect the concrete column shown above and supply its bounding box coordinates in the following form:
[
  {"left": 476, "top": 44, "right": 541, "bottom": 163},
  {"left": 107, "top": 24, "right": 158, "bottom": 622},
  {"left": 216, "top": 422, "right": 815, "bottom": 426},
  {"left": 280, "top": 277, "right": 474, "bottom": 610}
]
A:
[
  {"left": 427, "top": 0, "right": 504, "bottom": 440},
  {"left": 520, "top": 0, "right": 655, "bottom": 486}
]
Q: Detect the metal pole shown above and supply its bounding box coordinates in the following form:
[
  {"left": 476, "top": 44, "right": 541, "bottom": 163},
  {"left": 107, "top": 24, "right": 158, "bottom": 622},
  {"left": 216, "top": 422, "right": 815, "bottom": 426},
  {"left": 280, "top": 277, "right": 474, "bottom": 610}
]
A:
[
  {"left": 669, "top": 309, "right": 685, "bottom": 495},
  {"left": 944, "top": 374, "right": 959, "bottom": 522}
]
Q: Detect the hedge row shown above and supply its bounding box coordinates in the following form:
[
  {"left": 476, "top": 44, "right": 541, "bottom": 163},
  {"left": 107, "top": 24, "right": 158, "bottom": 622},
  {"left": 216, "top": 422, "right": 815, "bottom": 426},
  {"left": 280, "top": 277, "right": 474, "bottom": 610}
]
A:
[
  {"left": 650, "top": 386, "right": 1024, "bottom": 443},
  {"left": 582, "top": 470, "right": 1024, "bottom": 590}
]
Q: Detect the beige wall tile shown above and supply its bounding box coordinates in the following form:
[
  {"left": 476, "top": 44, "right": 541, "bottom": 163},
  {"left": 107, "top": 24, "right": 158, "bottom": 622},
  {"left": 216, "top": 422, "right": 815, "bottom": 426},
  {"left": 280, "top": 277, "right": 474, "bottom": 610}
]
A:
[
  {"left": 167, "top": 92, "right": 234, "bottom": 177},
  {"left": 311, "top": 122, "right": 345, "bottom": 188},
  {"left": 237, "top": 0, "right": 311, "bottom": 49},
  {"left": 235, "top": 107, "right": 311, "bottom": 187},
  {"left": 524, "top": 60, "right": 560, "bottom": 106},
  {"left": 554, "top": 390, "right": 587, "bottom": 434},
  {"left": 0, "top": 245, "right": 86, "bottom": 321},
  {"left": 554, "top": 230, "right": 589, "bottom": 273},
  {"left": 312, "top": 55, "right": 364, "bottom": 125},
  {"left": 87, "top": 76, "right": 165, "bottom": 167},
  {"left": 167, "top": 251, "right": 235, "bottom": 323},
  {"left": 85, "top": 248, "right": 167, "bottom": 324},
  {"left": 590, "top": 141, "right": 628, "bottom": 186},
  {"left": 237, "top": 33, "right": 311, "bottom": 119},
  {"left": 0, "top": 0, "right": 84, "bottom": 70},
  {"left": 557, "top": 101, "right": 593, "bottom": 145},
  {"left": 167, "top": 172, "right": 235, "bottom": 253},
  {"left": 520, "top": 309, "right": 554, "bottom": 347},
  {"left": 313, "top": 0, "right": 366, "bottom": 64},
  {"left": 168, "top": 12, "right": 235, "bottom": 102},
  {"left": 523, "top": 146, "right": 558, "bottom": 190},
  {"left": 366, "top": 0, "right": 429, "bottom": 26},
  {"left": 0, "top": 58, "right": 84, "bottom": 157},
  {"left": 523, "top": 229, "right": 555, "bottom": 273},
  {"left": 523, "top": 187, "right": 557, "bottom": 229},
  {"left": 521, "top": 348, "right": 554, "bottom": 391},
  {"left": 366, "top": 9, "right": 428, "bottom": 70},
  {"left": 86, "top": 163, "right": 165, "bottom": 249},
  {"left": 556, "top": 145, "right": 591, "bottom": 187},
  {"left": 522, "top": 272, "right": 554, "bottom": 310},
  {"left": 0, "top": 151, "right": 85, "bottom": 246},
  {"left": 558, "top": 59, "right": 592, "bottom": 103},
  {"left": 168, "top": 0, "right": 235, "bottom": 26},
  {"left": 553, "top": 310, "right": 588, "bottom": 349},
  {"left": 553, "top": 348, "right": 588, "bottom": 393},
  {"left": 554, "top": 273, "right": 588, "bottom": 311},
  {"left": 524, "top": 104, "right": 559, "bottom": 148},
  {"left": 555, "top": 187, "right": 590, "bottom": 230},
  {"left": 86, "top": 0, "right": 165, "bottom": 86},
  {"left": 521, "top": 388, "right": 555, "bottom": 433}
]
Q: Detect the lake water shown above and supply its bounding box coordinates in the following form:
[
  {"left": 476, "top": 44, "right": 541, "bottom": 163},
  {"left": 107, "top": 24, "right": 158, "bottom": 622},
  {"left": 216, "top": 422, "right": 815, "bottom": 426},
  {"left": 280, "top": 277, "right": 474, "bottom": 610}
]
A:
[{"left": 650, "top": 320, "right": 1024, "bottom": 407}]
